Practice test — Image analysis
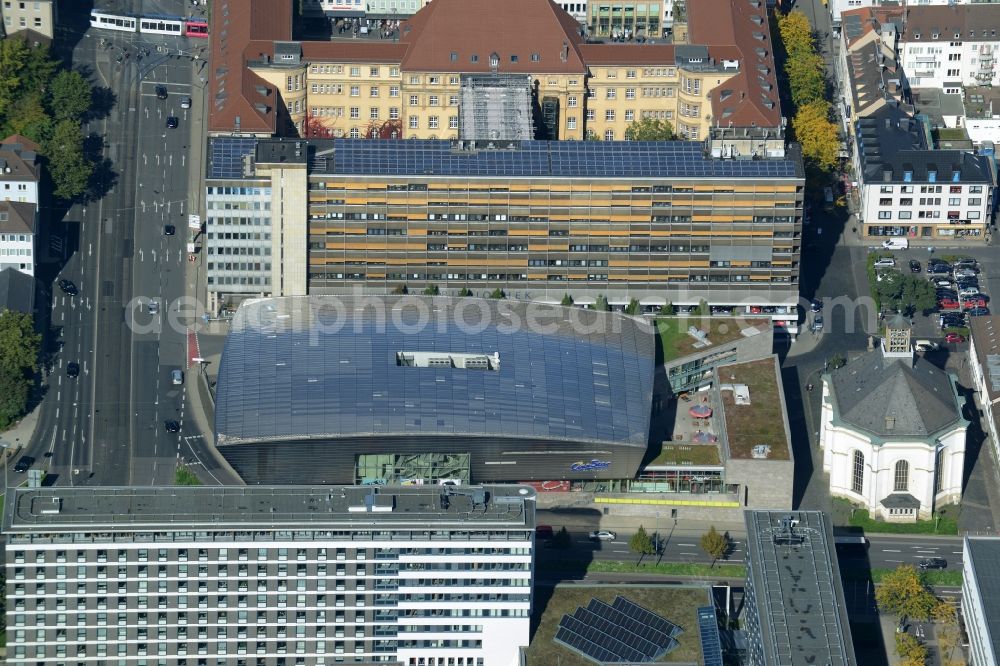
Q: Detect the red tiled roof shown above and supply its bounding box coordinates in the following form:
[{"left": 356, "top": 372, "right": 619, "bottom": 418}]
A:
[
  {"left": 208, "top": 0, "right": 293, "bottom": 135},
  {"left": 398, "top": 0, "right": 587, "bottom": 74},
  {"left": 577, "top": 44, "right": 677, "bottom": 65},
  {"left": 688, "top": 0, "right": 781, "bottom": 128},
  {"left": 300, "top": 41, "right": 408, "bottom": 63},
  {"left": 0, "top": 134, "right": 40, "bottom": 153},
  {"left": 841, "top": 7, "right": 904, "bottom": 48}
]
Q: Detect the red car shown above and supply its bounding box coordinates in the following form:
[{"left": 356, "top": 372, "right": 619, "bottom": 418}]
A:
[
  {"left": 938, "top": 298, "right": 960, "bottom": 310},
  {"left": 945, "top": 333, "right": 966, "bottom": 343},
  {"left": 962, "top": 298, "right": 988, "bottom": 310}
]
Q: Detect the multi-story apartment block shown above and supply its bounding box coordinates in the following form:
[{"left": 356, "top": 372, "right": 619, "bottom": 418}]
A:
[
  {"left": 1, "top": 0, "right": 55, "bottom": 40},
  {"left": 3, "top": 485, "right": 535, "bottom": 666},
  {"left": 743, "top": 511, "right": 857, "bottom": 666},
  {"left": 829, "top": 0, "right": 1000, "bottom": 28},
  {"left": 898, "top": 6, "right": 1000, "bottom": 90},
  {"left": 205, "top": 136, "right": 804, "bottom": 325},
  {"left": 0, "top": 135, "right": 40, "bottom": 208},
  {"left": 0, "top": 201, "right": 37, "bottom": 276},
  {"left": 854, "top": 107, "right": 995, "bottom": 240},
  {"left": 836, "top": 8, "right": 907, "bottom": 129},
  {"left": 209, "top": 0, "right": 782, "bottom": 142},
  {"left": 964, "top": 536, "right": 1000, "bottom": 666}
]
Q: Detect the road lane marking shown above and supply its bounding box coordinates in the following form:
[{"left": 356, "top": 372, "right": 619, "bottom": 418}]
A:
[
  {"left": 883, "top": 549, "right": 900, "bottom": 552},
  {"left": 887, "top": 559, "right": 904, "bottom": 563}
]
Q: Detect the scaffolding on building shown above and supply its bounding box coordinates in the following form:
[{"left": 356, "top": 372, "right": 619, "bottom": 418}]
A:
[{"left": 458, "top": 73, "right": 534, "bottom": 141}]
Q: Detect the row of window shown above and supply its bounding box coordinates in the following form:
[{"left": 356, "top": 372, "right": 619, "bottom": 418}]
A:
[
  {"left": 878, "top": 197, "right": 983, "bottom": 206},
  {"left": 876, "top": 210, "right": 981, "bottom": 220},
  {"left": 309, "top": 272, "right": 794, "bottom": 283}
]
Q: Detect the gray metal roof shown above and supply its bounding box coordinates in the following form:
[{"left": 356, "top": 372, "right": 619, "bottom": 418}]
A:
[
  {"left": 827, "top": 350, "right": 962, "bottom": 438},
  {"left": 880, "top": 492, "right": 920, "bottom": 509},
  {"left": 0, "top": 267, "right": 34, "bottom": 314},
  {"left": 965, "top": 537, "right": 1000, "bottom": 662},
  {"left": 215, "top": 295, "right": 655, "bottom": 447},
  {"left": 744, "top": 510, "right": 857, "bottom": 666},
  {"left": 3, "top": 485, "right": 535, "bottom": 534}
]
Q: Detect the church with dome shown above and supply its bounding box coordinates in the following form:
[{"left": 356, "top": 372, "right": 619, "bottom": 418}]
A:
[{"left": 819, "top": 316, "right": 967, "bottom": 522}]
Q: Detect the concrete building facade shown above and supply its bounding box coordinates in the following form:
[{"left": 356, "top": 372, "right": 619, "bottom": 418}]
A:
[
  {"left": 898, "top": 6, "right": 1000, "bottom": 89},
  {"left": 3, "top": 485, "right": 536, "bottom": 666},
  {"left": 1, "top": 0, "right": 55, "bottom": 40}
]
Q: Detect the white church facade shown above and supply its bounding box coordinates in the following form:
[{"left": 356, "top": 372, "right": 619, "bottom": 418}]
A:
[{"left": 819, "top": 317, "right": 967, "bottom": 522}]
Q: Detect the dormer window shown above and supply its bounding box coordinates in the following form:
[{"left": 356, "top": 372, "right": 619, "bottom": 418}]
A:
[
  {"left": 489, "top": 52, "right": 500, "bottom": 69},
  {"left": 510, "top": 54, "right": 518, "bottom": 63},
  {"left": 279, "top": 54, "right": 294, "bottom": 61},
  {"left": 471, "top": 54, "right": 479, "bottom": 63},
  {"left": 531, "top": 53, "right": 540, "bottom": 61},
  {"left": 450, "top": 51, "right": 458, "bottom": 62}
]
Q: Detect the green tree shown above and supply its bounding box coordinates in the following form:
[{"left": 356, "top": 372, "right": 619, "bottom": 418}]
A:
[
  {"left": 45, "top": 119, "right": 92, "bottom": 200},
  {"left": 898, "top": 276, "right": 937, "bottom": 314},
  {"left": 390, "top": 284, "right": 408, "bottom": 294},
  {"left": 489, "top": 288, "right": 506, "bottom": 299},
  {"left": 560, "top": 293, "right": 574, "bottom": 306},
  {"left": 0, "top": 367, "right": 29, "bottom": 430},
  {"left": 624, "top": 298, "right": 640, "bottom": 315},
  {"left": 794, "top": 100, "right": 840, "bottom": 172},
  {"left": 933, "top": 601, "right": 963, "bottom": 666},
  {"left": 629, "top": 526, "right": 655, "bottom": 562},
  {"left": 48, "top": 70, "right": 92, "bottom": 122},
  {"left": 786, "top": 52, "right": 827, "bottom": 108},
  {"left": 660, "top": 301, "right": 675, "bottom": 315},
  {"left": 551, "top": 527, "right": 572, "bottom": 550},
  {"left": 0, "top": 37, "right": 29, "bottom": 121},
  {"left": 422, "top": 284, "right": 439, "bottom": 296},
  {"left": 691, "top": 298, "right": 709, "bottom": 317},
  {"left": 875, "top": 565, "right": 937, "bottom": 621},
  {"left": 0, "top": 310, "right": 41, "bottom": 377},
  {"left": 19, "top": 40, "right": 57, "bottom": 101},
  {"left": 700, "top": 526, "right": 730, "bottom": 567},
  {"left": 895, "top": 632, "right": 928, "bottom": 666},
  {"left": 777, "top": 11, "right": 815, "bottom": 57},
  {"left": 624, "top": 117, "right": 675, "bottom": 141},
  {"left": 584, "top": 129, "right": 599, "bottom": 141},
  {"left": 594, "top": 294, "right": 609, "bottom": 311},
  {"left": 3, "top": 92, "right": 52, "bottom": 145},
  {"left": 457, "top": 287, "right": 472, "bottom": 297}
]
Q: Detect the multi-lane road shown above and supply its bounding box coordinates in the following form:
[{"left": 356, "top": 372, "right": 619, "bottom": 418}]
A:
[{"left": 23, "top": 2, "right": 203, "bottom": 486}]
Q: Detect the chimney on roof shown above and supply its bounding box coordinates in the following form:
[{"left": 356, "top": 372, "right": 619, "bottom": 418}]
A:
[
  {"left": 561, "top": 41, "right": 569, "bottom": 63},
  {"left": 883, "top": 167, "right": 893, "bottom": 181}
]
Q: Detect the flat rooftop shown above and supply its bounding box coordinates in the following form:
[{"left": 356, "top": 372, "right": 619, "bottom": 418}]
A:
[
  {"left": 744, "top": 511, "right": 857, "bottom": 666},
  {"left": 965, "top": 536, "right": 1000, "bottom": 661},
  {"left": 718, "top": 357, "right": 791, "bottom": 460},
  {"left": 657, "top": 318, "right": 770, "bottom": 363},
  {"left": 964, "top": 86, "right": 1000, "bottom": 119},
  {"left": 970, "top": 315, "right": 1000, "bottom": 404},
  {"left": 3, "top": 486, "right": 536, "bottom": 534}
]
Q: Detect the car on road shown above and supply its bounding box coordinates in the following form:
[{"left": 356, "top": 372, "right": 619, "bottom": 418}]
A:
[
  {"left": 909, "top": 259, "right": 921, "bottom": 273},
  {"left": 66, "top": 362, "right": 79, "bottom": 378},
  {"left": 180, "top": 96, "right": 192, "bottom": 109},
  {"left": 914, "top": 340, "right": 940, "bottom": 352},
  {"left": 164, "top": 224, "right": 175, "bottom": 236},
  {"left": 166, "top": 116, "right": 179, "bottom": 129},
  {"left": 155, "top": 85, "right": 168, "bottom": 100},
  {"left": 57, "top": 279, "right": 78, "bottom": 295},
  {"left": 147, "top": 300, "right": 160, "bottom": 315},
  {"left": 589, "top": 530, "right": 617, "bottom": 541},
  {"left": 918, "top": 557, "right": 947, "bottom": 570},
  {"left": 946, "top": 332, "right": 967, "bottom": 343},
  {"left": 811, "top": 315, "right": 824, "bottom": 333},
  {"left": 968, "top": 307, "right": 991, "bottom": 317},
  {"left": 164, "top": 420, "right": 181, "bottom": 433},
  {"left": 874, "top": 258, "right": 896, "bottom": 268},
  {"left": 13, "top": 455, "right": 34, "bottom": 473},
  {"left": 810, "top": 299, "right": 823, "bottom": 313},
  {"left": 171, "top": 369, "right": 183, "bottom": 385}
]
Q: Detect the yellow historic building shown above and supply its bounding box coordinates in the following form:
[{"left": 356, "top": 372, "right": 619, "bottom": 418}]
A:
[{"left": 210, "top": 0, "right": 781, "bottom": 141}]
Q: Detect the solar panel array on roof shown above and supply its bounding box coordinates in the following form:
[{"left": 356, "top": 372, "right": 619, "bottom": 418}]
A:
[
  {"left": 698, "top": 606, "right": 724, "bottom": 666},
  {"left": 208, "top": 137, "right": 259, "bottom": 179},
  {"left": 553, "top": 596, "right": 681, "bottom": 664},
  {"left": 326, "top": 139, "right": 799, "bottom": 178}
]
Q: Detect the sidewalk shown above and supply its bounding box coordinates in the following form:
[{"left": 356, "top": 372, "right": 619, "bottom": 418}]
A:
[{"left": 0, "top": 401, "right": 41, "bottom": 455}]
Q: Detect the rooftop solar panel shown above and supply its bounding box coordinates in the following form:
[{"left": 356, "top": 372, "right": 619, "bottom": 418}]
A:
[
  {"left": 585, "top": 598, "right": 675, "bottom": 647},
  {"left": 612, "top": 596, "right": 684, "bottom": 638},
  {"left": 698, "top": 606, "right": 724, "bottom": 666},
  {"left": 553, "top": 596, "right": 682, "bottom": 664},
  {"left": 557, "top": 615, "right": 648, "bottom": 663},
  {"left": 208, "top": 137, "right": 258, "bottom": 180}
]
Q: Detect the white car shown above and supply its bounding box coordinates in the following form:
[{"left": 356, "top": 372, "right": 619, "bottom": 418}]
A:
[
  {"left": 873, "top": 258, "right": 896, "bottom": 268},
  {"left": 180, "top": 96, "right": 192, "bottom": 109},
  {"left": 955, "top": 269, "right": 977, "bottom": 279},
  {"left": 931, "top": 278, "right": 953, "bottom": 288},
  {"left": 959, "top": 287, "right": 981, "bottom": 298},
  {"left": 589, "top": 530, "right": 617, "bottom": 541},
  {"left": 147, "top": 300, "right": 160, "bottom": 315}
]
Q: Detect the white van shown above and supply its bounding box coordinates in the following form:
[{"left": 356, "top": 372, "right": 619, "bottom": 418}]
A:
[{"left": 881, "top": 238, "right": 909, "bottom": 250}]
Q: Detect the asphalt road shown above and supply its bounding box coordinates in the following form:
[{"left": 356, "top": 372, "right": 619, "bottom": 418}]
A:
[{"left": 22, "top": 3, "right": 201, "bottom": 487}]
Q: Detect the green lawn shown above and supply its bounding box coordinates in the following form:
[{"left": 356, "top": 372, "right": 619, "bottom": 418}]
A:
[
  {"left": 526, "top": 584, "right": 712, "bottom": 665},
  {"left": 833, "top": 500, "right": 959, "bottom": 535},
  {"left": 649, "top": 443, "right": 722, "bottom": 466},
  {"left": 174, "top": 467, "right": 202, "bottom": 486},
  {"left": 718, "top": 358, "right": 790, "bottom": 460},
  {"left": 656, "top": 317, "right": 762, "bottom": 363},
  {"left": 585, "top": 559, "right": 745, "bottom": 578}
]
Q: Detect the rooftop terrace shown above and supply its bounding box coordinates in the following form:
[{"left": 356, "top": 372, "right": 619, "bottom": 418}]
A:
[
  {"left": 3, "top": 486, "right": 536, "bottom": 534},
  {"left": 718, "top": 357, "right": 790, "bottom": 460},
  {"left": 657, "top": 317, "right": 770, "bottom": 363}
]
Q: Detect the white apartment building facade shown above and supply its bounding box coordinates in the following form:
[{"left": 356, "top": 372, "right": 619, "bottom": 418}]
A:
[
  {"left": 0, "top": 201, "right": 37, "bottom": 276},
  {"left": 3, "top": 485, "right": 535, "bottom": 666},
  {"left": 898, "top": 6, "right": 1000, "bottom": 89},
  {"left": 1, "top": 0, "right": 55, "bottom": 40}
]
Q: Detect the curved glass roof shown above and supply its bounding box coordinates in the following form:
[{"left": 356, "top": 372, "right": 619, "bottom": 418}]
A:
[{"left": 215, "top": 296, "right": 655, "bottom": 447}]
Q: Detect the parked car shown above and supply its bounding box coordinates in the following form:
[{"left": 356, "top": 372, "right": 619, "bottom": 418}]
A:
[
  {"left": 66, "top": 362, "right": 79, "bottom": 378},
  {"left": 953, "top": 259, "right": 978, "bottom": 270},
  {"left": 914, "top": 340, "right": 941, "bottom": 352},
  {"left": 58, "top": 279, "right": 78, "bottom": 295},
  {"left": 13, "top": 455, "right": 34, "bottom": 473},
  {"left": 959, "top": 287, "right": 981, "bottom": 298},
  {"left": 956, "top": 279, "right": 979, "bottom": 290},
  {"left": 940, "top": 314, "right": 967, "bottom": 327},
  {"left": 931, "top": 278, "right": 953, "bottom": 288},
  {"left": 938, "top": 298, "right": 960, "bottom": 310},
  {"left": 874, "top": 258, "right": 896, "bottom": 268},
  {"left": 928, "top": 264, "right": 951, "bottom": 275},
  {"left": 968, "top": 307, "right": 991, "bottom": 316},
  {"left": 909, "top": 259, "right": 921, "bottom": 273},
  {"left": 962, "top": 299, "right": 988, "bottom": 312},
  {"left": 945, "top": 332, "right": 967, "bottom": 343},
  {"left": 955, "top": 268, "right": 978, "bottom": 279},
  {"left": 810, "top": 299, "right": 823, "bottom": 313},
  {"left": 811, "top": 315, "right": 824, "bottom": 333},
  {"left": 589, "top": 530, "right": 617, "bottom": 541},
  {"left": 918, "top": 557, "right": 947, "bottom": 570}
]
